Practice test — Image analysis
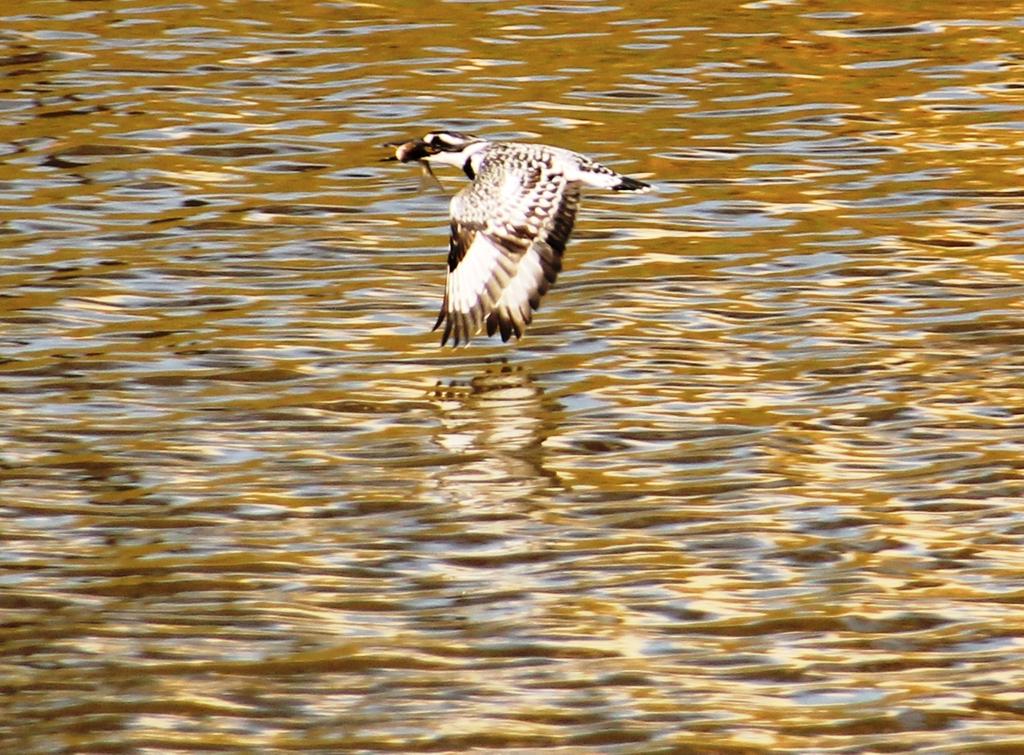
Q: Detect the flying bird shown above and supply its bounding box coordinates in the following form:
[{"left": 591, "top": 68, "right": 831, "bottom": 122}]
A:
[{"left": 387, "top": 130, "right": 650, "bottom": 346}]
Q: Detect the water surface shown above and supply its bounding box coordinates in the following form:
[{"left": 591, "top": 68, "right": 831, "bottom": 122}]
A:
[{"left": 3, "top": 0, "right": 1024, "bottom": 751}]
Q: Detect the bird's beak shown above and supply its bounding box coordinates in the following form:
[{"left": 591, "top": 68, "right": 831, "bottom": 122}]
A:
[{"left": 380, "top": 139, "right": 436, "bottom": 163}]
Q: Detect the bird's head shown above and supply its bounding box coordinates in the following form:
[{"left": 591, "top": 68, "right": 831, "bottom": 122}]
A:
[{"left": 385, "top": 131, "right": 490, "bottom": 176}]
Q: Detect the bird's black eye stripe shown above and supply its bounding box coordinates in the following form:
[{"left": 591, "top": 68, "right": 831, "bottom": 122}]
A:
[{"left": 428, "top": 131, "right": 467, "bottom": 150}]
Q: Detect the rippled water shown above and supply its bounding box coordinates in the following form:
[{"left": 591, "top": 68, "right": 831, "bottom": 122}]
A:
[{"left": 4, "top": 1, "right": 1024, "bottom": 751}]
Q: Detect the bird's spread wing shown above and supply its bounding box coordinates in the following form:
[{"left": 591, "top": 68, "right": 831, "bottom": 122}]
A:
[{"left": 434, "top": 159, "right": 580, "bottom": 346}]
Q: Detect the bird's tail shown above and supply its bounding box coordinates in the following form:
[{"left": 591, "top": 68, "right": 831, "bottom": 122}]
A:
[{"left": 612, "top": 176, "right": 651, "bottom": 193}]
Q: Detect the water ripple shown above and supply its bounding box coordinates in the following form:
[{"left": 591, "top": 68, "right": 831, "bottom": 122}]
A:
[{"left": 3, "top": 1, "right": 1024, "bottom": 752}]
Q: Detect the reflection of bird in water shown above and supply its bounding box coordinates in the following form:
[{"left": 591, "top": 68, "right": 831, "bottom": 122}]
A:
[
  {"left": 425, "top": 362, "right": 564, "bottom": 504},
  {"left": 385, "top": 131, "right": 650, "bottom": 346}
]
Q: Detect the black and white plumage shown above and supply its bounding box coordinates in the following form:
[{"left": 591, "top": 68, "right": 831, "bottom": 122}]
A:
[{"left": 390, "top": 130, "right": 650, "bottom": 346}]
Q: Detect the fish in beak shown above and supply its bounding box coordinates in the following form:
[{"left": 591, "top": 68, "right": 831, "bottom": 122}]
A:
[
  {"left": 381, "top": 139, "right": 436, "bottom": 163},
  {"left": 395, "top": 139, "right": 435, "bottom": 163},
  {"left": 381, "top": 139, "right": 445, "bottom": 190}
]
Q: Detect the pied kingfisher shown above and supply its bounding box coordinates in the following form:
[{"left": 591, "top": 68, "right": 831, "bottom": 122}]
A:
[{"left": 388, "top": 130, "right": 650, "bottom": 347}]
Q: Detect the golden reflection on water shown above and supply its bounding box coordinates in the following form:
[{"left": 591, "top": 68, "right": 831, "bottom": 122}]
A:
[{"left": 3, "top": 0, "right": 1024, "bottom": 751}]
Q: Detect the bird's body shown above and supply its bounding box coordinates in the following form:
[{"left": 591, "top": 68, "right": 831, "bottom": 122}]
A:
[{"left": 389, "top": 131, "right": 649, "bottom": 346}]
